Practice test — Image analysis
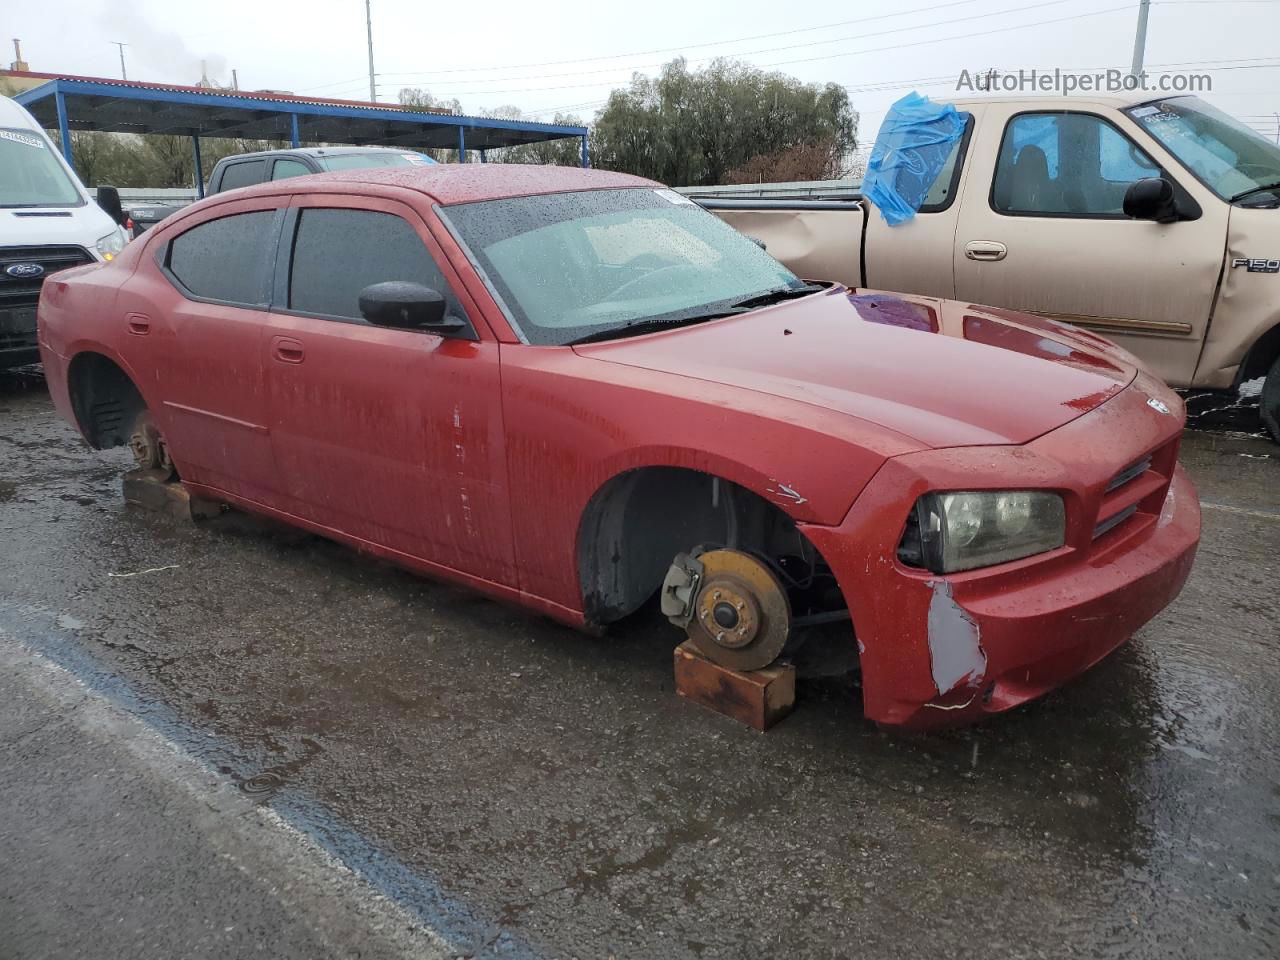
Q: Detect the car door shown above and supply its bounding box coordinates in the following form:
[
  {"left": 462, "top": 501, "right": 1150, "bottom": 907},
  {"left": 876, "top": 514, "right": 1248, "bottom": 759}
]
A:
[
  {"left": 263, "top": 193, "right": 515, "bottom": 583},
  {"left": 151, "top": 198, "right": 286, "bottom": 502},
  {"left": 953, "top": 104, "right": 1227, "bottom": 387}
]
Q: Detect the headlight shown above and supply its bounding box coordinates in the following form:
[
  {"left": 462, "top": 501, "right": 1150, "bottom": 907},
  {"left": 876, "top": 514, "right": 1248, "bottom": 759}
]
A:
[
  {"left": 898, "top": 491, "right": 1065, "bottom": 573},
  {"left": 96, "top": 227, "right": 127, "bottom": 261}
]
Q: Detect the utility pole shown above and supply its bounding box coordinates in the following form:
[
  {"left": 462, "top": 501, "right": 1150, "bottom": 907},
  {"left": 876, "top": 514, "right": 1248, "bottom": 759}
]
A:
[
  {"left": 1130, "top": 0, "right": 1151, "bottom": 77},
  {"left": 365, "top": 0, "right": 377, "bottom": 103},
  {"left": 111, "top": 41, "right": 128, "bottom": 81}
]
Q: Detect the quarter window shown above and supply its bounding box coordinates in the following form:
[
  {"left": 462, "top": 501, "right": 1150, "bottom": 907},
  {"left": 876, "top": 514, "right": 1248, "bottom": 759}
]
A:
[
  {"left": 167, "top": 211, "right": 276, "bottom": 305},
  {"left": 219, "top": 160, "right": 267, "bottom": 191},
  {"left": 993, "top": 112, "right": 1162, "bottom": 216},
  {"left": 287, "top": 208, "right": 461, "bottom": 322}
]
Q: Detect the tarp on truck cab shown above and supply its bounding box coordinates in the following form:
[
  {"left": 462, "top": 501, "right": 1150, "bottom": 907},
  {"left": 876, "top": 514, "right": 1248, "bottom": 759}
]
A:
[{"left": 863, "top": 92, "right": 967, "bottom": 226}]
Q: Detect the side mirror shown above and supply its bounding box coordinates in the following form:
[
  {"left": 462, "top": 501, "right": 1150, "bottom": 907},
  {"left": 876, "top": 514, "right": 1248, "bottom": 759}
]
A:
[
  {"left": 96, "top": 185, "right": 126, "bottom": 225},
  {"left": 358, "top": 281, "right": 471, "bottom": 336},
  {"left": 1123, "top": 177, "right": 1179, "bottom": 223}
]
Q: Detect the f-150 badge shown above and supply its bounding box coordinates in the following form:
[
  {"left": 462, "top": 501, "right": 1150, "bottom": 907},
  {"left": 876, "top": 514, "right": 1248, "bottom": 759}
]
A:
[{"left": 1231, "top": 258, "right": 1280, "bottom": 273}]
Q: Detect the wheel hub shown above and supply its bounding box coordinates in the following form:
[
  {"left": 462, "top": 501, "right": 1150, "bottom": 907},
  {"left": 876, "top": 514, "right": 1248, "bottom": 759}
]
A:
[{"left": 685, "top": 549, "right": 791, "bottom": 672}]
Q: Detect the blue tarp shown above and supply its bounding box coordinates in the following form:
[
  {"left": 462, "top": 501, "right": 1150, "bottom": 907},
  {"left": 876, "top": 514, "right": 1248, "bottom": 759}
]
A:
[{"left": 863, "top": 92, "right": 967, "bottom": 226}]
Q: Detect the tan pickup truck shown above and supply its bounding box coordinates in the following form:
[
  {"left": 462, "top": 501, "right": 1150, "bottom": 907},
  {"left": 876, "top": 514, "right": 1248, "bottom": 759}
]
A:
[{"left": 694, "top": 94, "right": 1280, "bottom": 441}]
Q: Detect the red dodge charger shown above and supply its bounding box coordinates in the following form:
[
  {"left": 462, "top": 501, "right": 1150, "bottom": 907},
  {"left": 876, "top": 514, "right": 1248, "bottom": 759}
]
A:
[{"left": 36, "top": 165, "right": 1200, "bottom": 728}]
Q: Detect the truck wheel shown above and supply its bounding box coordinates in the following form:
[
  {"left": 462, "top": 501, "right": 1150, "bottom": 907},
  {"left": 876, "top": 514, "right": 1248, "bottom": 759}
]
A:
[{"left": 1263, "top": 355, "right": 1280, "bottom": 444}]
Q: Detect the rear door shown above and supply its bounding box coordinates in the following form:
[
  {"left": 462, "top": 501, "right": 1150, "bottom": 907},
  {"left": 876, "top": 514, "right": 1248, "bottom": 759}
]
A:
[
  {"left": 953, "top": 103, "right": 1227, "bottom": 386},
  {"left": 863, "top": 108, "right": 979, "bottom": 297},
  {"left": 263, "top": 193, "right": 515, "bottom": 582},
  {"left": 151, "top": 198, "right": 286, "bottom": 501}
]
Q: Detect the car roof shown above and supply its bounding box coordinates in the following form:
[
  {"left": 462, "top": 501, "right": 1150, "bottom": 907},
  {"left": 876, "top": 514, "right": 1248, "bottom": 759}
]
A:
[{"left": 226, "top": 164, "right": 662, "bottom": 205}]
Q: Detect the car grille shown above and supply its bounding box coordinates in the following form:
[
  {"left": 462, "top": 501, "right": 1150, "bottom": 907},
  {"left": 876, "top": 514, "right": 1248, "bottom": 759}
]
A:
[
  {"left": 0, "top": 245, "right": 94, "bottom": 312},
  {"left": 1092, "top": 441, "right": 1177, "bottom": 542}
]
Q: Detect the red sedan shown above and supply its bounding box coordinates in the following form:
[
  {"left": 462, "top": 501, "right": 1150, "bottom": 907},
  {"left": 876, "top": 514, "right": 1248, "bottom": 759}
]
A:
[{"left": 36, "top": 165, "right": 1200, "bottom": 729}]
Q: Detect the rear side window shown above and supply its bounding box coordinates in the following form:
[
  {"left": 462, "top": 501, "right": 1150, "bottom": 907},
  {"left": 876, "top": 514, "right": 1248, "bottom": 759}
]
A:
[
  {"left": 167, "top": 211, "right": 276, "bottom": 305},
  {"left": 218, "top": 160, "right": 266, "bottom": 191},
  {"left": 287, "top": 208, "right": 462, "bottom": 321}
]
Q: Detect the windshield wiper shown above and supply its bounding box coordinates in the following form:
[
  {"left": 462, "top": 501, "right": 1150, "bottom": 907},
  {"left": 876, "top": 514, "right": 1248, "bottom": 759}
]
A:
[
  {"left": 568, "top": 310, "right": 747, "bottom": 346},
  {"left": 728, "top": 283, "right": 827, "bottom": 310},
  {"left": 1229, "top": 182, "right": 1280, "bottom": 203}
]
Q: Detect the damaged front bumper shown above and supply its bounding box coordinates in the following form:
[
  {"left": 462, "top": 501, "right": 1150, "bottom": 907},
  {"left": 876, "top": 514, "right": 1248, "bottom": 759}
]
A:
[{"left": 802, "top": 377, "right": 1201, "bottom": 730}]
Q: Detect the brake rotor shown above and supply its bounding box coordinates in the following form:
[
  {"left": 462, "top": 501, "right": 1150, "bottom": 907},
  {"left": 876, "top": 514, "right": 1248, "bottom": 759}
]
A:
[
  {"left": 685, "top": 549, "right": 791, "bottom": 672},
  {"left": 128, "top": 411, "right": 174, "bottom": 476}
]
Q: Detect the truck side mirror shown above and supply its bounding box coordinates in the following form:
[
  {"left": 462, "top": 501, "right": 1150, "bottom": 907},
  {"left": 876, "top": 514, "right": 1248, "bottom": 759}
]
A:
[
  {"left": 1123, "top": 178, "right": 1179, "bottom": 224},
  {"left": 96, "top": 185, "right": 126, "bottom": 226},
  {"left": 358, "top": 281, "right": 473, "bottom": 338}
]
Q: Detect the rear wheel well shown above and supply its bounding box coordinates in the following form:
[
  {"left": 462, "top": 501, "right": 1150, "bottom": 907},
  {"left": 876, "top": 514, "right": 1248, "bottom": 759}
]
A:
[
  {"left": 67, "top": 352, "right": 146, "bottom": 450},
  {"left": 577, "top": 466, "right": 846, "bottom": 627},
  {"left": 1238, "top": 321, "right": 1280, "bottom": 387}
]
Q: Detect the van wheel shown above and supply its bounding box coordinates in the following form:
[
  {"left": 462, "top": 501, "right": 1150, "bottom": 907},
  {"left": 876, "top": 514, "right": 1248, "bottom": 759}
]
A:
[
  {"left": 127, "top": 409, "right": 176, "bottom": 480},
  {"left": 1262, "top": 355, "right": 1280, "bottom": 444}
]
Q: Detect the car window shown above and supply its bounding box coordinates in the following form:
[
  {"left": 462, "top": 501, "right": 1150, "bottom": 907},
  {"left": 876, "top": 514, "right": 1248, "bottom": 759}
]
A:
[
  {"left": 920, "top": 113, "right": 973, "bottom": 211},
  {"left": 287, "top": 208, "right": 461, "bottom": 322},
  {"left": 992, "top": 112, "right": 1161, "bottom": 216},
  {"left": 317, "top": 152, "right": 435, "bottom": 171},
  {"left": 272, "top": 158, "right": 312, "bottom": 181},
  {"left": 219, "top": 160, "right": 267, "bottom": 191},
  {"left": 167, "top": 211, "right": 277, "bottom": 305}
]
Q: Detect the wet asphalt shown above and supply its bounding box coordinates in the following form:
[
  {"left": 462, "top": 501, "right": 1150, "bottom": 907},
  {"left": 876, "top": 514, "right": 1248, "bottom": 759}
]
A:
[{"left": 0, "top": 367, "right": 1277, "bottom": 959}]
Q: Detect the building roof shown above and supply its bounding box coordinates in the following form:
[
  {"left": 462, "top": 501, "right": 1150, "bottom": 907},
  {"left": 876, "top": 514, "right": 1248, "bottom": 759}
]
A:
[{"left": 5, "top": 70, "right": 586, "bottom": 151}]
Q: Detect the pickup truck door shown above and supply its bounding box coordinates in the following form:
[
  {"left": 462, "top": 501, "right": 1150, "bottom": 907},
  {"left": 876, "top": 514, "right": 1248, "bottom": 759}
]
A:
[
  {"left": 263, "top": 194, "right": 515, "bottom": 584},
  {"left": 863, "top": 109, "right": 980, "bottom": 299},
  {"left": 952, "top": 102, "right": 1227, "bottom": 387}
]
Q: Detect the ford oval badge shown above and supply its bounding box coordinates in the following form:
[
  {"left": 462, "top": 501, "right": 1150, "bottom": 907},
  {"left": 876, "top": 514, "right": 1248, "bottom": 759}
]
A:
[{"left": 5, "top": 263, "right": 44, "bottom": 279}]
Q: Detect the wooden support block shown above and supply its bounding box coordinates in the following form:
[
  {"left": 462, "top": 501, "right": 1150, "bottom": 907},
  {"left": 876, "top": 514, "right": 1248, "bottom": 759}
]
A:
[
  {"left": 122, "top": 469, "right": 222, "bottom": 523},
  {"left": 673, "top": 640, "right": 796, "bottom": 731}
]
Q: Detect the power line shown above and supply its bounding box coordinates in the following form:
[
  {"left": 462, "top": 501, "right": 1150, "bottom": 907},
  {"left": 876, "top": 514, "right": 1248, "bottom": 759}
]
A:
[
  {"left": 405, "top": 0, "right": 1075, "bottom": 90},
  {"left": 379, "top": 0, "right": 996, "bottom": 78},
  {"left": 405, "top": 4, "right": 1137, "bottom": 98}
]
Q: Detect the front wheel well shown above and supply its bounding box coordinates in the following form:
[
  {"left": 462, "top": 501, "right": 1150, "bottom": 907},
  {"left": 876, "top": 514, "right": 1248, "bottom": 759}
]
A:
[
  {"left": 576, "top": 466, "right": 846, "bottom": 627},
  {"left": 1238, "top": 321, "right": 1280, "bottom": 387},
  {"left": 66, "top": 352, "right": 146, "bottom": 450}
]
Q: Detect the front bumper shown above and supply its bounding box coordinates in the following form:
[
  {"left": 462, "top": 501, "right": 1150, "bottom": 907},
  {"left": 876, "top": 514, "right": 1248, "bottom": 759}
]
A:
[
  {"left": 802, "top": 376, "right": 1201, "bottom": 730},
  {"left": 1, "top": 306, "right": 39, "bottom": 368}
]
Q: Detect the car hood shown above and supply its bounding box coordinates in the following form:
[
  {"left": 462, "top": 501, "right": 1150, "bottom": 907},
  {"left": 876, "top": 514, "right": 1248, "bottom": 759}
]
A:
[{"left": 572, "top": 288, "right": 1138, "bottom": 449}]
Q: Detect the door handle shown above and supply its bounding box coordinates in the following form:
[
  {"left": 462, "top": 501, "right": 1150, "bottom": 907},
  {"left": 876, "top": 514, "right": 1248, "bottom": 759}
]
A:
[
  {"left": 965, "top": 241, "right": 1008, "bottom": 262},
  {"left": 271, "top": 336, "right": 305, "bottom": 364},
  {"left": 126, "top": 314, "right": 151, "bottom": 335}
]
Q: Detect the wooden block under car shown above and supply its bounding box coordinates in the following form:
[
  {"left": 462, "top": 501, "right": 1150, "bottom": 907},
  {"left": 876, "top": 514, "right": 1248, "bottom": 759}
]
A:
[
  {"left": 122, "top": 468, "right": 222, "bottom": 523},
  {"left": 673, "top": 640, "right": 796, "bottom": 731}
]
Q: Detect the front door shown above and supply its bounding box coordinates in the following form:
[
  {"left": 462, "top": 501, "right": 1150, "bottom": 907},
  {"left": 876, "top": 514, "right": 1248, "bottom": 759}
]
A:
[
  {"left": 263, "top": 195, "right": 515, "bottom": 584},
  {"left": 953, "top": 105, "right": 1227, "bottom": 387}
]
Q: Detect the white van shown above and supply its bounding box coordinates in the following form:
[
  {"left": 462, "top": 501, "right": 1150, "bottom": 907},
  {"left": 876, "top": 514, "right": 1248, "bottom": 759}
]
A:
[{"left": 1, "top": 95, "right": 128, "bottom": 368}]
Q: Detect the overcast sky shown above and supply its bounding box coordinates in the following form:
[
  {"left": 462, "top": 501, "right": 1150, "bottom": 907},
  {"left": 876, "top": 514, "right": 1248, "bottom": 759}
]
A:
[{"left": 7, "top": 0, "right": 1280, "bottom": 148}]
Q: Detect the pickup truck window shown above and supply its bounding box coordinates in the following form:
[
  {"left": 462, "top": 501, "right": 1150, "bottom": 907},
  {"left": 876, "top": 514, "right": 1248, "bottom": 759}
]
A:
[
  {"left": 1126, "top": 96, "right": 1280, "bottom": 203},
  {"left": 219, "top": 160, "right": 267, "bottom": 191},
  {"left": 440, "top": 188, "right": 801, "bottom": 346},
  {"left": 919, "top": 113, "right": 973, "bottom": 212},
  {"left": 287, "top": 208, "right": 461, "bottom": 323},
  {"left": 271, "top": 158, "right": 312, "bottom": 181},
  {"left": 992, "top": 112, "right": 1160, "bottom": 217},
  {"left": 166, "top": 211, "right": 276, "bottom": 306}
]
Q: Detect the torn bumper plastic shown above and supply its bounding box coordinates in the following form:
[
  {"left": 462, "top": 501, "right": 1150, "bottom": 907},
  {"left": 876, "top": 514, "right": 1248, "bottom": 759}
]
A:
[{"left": 802, "top": 378, "right": 1201, "bottom": 730}]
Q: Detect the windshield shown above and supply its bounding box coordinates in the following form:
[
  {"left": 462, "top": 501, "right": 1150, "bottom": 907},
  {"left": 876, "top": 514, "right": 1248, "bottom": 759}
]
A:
[
  {"left": 317, "top": 152, "right": 434, "bottom": 171},
  {"left": 0, "top": 128, "right": 84, "bottom": 208},
  {"left": 439, "top": 188, "right": 803, "bottom": 345},
  {"left": 1125, "top": 97, "right": 1280, "bottom": 203}
]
